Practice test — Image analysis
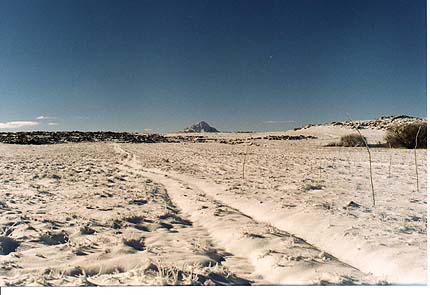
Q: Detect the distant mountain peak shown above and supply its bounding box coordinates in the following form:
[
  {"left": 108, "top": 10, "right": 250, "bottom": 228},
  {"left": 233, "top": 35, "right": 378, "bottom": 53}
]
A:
[{"left": 183, "top": 121, "right": 219, "bottom": 133}]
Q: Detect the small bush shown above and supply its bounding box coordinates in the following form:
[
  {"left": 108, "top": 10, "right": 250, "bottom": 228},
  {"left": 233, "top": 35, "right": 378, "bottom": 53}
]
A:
[
  {"left": 385, "top": 122, "right": 426, "bottom": 149},
  {"left": 339, "top": 134, "right": 367, "bottom": 147}
]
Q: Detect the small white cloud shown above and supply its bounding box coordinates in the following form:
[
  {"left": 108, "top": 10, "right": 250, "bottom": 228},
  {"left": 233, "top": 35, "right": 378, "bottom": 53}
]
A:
[
  {"left": 143, "top": 128, "right": 153, "bottom": 132},
  {"left": 0, "top": 121, "right": 39, "bottom": 129},
  {"left": 48, "top": 122, "right": 59, "bottom": 126},
  {"left": 263, "top": 120, "right": 296, "bottom": 124},
  {"left": 36, "top": 115, "right": 57, "bottom": 120}
]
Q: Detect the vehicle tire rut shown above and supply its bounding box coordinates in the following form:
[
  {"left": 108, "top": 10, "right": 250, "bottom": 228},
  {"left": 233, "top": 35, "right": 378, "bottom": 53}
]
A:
[{"left": 114, "top": 144, "right": 376, "bottom": 285}]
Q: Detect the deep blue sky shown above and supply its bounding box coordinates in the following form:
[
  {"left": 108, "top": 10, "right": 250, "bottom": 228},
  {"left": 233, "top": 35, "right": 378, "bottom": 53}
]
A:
[{"left": 0, "top": 0, "right": 426, "bottom": 132}]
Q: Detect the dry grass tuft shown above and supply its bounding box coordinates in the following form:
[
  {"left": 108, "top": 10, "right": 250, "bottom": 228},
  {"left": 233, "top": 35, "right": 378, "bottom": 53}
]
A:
[
  {"left": 385, "top": 122, "right": 426, "bottom": 149},
  {"left": 326, "top": 134, "right": 367, "bottom": 147}
]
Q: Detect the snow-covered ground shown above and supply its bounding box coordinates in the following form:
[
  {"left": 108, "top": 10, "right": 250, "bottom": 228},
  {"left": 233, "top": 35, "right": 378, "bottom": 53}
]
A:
[{"left": 0, "top": 126, "right": 427, "bottom": 285}]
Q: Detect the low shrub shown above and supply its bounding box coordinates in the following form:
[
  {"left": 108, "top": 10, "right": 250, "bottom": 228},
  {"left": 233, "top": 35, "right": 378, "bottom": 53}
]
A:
[
  {"left": 385, "top": 122, "right": 426, "bottom": 149},
  {"left": 326, "top": 134, "right": 367, "bottom": 147},
  {"left": 339, "top": 134, "right": 367, "bottom": 147}
]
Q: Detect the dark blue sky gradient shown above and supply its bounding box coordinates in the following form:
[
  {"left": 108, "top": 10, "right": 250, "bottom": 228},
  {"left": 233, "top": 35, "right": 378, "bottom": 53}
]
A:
[{"left": 0, "top": 0, "right": 426, "bottom": 132}]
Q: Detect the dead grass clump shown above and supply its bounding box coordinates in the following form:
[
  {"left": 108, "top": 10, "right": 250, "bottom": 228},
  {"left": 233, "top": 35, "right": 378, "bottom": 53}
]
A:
[
  {"left": 385, "top": 122, "right": 427, "bottom": 149},
  {"left": 339, "top": 134, "right": 367, "bottom": 147},
  {"left": 326, "top": 134, "right": 367, "bottom": 147}
]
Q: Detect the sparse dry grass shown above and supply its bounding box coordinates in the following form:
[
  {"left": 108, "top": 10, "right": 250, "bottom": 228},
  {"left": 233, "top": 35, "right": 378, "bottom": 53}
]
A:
[
  {"left": 385, "top": 122, "right": 426, "bottom": 149},
  {"left": 327, "top": 134, "right": 367, "bottom": 147}
]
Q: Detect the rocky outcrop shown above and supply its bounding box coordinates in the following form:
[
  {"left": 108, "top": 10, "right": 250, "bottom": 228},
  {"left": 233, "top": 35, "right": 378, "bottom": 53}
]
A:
[
  {"left": 166, "top": 134, "right": 317, "bottom": 144},
  {"left": 183, "top": 121, "right": 219, "bottom": 133},
  {"left": 297, "top": 115, "right": 426, "bottom": 131},
  {"left": 0, "top": 131, "right": 317, "bottom": 145}
]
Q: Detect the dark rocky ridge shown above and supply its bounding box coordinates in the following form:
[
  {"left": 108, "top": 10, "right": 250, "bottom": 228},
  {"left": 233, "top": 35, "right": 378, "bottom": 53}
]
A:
[
  {"left": 0, "top": 131, "right": 316, "bottom": 145},
  {"left": 183, "top": 121, "right": 219, "bottom": 133},
  {"left": 167, "top": 134, "right": 316, "bottom": 144},
  {"left": 0, "top": 131, "right": 168, "bottom": 145}
]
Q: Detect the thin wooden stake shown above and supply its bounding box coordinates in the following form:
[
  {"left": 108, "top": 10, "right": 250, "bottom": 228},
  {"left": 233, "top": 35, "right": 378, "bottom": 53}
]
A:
[
  {"left": 242, "top": 142, "right": 250, "bottom": 180},
  {"left": 388, "top": 142, "right": 392, "bottom": 178},
  {"left": 347, "top": 115, "right": 375, "bottom": 207},
  {"left": 414, "top": 126, "right": 422, "bottom": 192}
]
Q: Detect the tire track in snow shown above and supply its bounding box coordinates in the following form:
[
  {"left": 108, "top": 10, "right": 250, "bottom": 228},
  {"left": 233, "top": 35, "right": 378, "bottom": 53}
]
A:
[{"left": 114, "top": 144, "right": 375, "bottom": 285}]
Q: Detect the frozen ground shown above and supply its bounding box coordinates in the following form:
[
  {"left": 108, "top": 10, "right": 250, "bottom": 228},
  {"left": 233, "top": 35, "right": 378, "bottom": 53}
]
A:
[{"left": 0, "top": 126, "right": 427, "bottom": 285}]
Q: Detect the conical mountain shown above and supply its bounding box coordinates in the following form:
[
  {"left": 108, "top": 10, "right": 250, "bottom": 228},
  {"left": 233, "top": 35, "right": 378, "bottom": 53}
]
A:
[{"left": 183, "top": 121, "right": 219, "bottom": 133}]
